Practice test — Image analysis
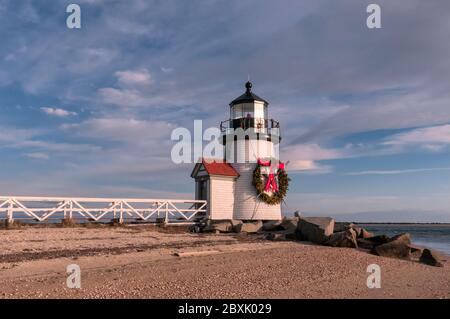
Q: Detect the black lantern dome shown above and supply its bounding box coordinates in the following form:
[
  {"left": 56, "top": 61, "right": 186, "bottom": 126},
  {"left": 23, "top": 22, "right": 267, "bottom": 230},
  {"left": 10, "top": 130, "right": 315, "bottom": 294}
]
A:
[{"left": 229, "top": 81, "right": 269, "bottom": 106}]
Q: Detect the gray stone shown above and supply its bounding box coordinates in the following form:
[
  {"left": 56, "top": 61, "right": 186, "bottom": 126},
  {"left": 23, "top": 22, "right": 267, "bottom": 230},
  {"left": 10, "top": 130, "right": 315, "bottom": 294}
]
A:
[
  {"left": 280, "top": 217, "right": 300, "bottom": 231},
  {"left": 189, "top": 225, "right": 202, "bottom": 233},
  {"left": 360, "top": 228, "right": 374, "bottom": 239},
  {"left": 388, "top": 233, "right": 411, "bottom": 245},
  {"left": 365, "top": 234, "right": 390, "bottom": 244},
  {"left": 333, "top": 222, "right": 352, "bottom": 233},
  {"left": 203, "top": 220, "right": 233, "bottom": 233},
  {"left": 262, "top": 220, "right": 283, "bottom": 231},
  {"left": 351, "top": 226, "right": 363, "bottom": 237},
  {"left": 419, "top": 249, "right": 444, "bottom": 267},
  {"left": 373, "top": 238, "right": 411, "bottom": 260},
  {"left": 265, "top": 232, "right": 288, "bottom": 241},
  {"left": 296, "top": 217, "right": 335, "bottom": 244},
  {"left": 409, "top": 245, "right": 423, "bottom": 259},
  {"left": 372, "top": 233, "right": 412, "bottom": 260},
  {"left": 234, "top": 220, "right": 263, "bottom": 233},
  {"left": 325, "top": 228, "right": 358, "bottom": 248},
  {"left": 231, "top": 219, "right": 243, "bottom": 228},
  {"left": 357, "top": 238, "right": 377, "bottom": 250}
]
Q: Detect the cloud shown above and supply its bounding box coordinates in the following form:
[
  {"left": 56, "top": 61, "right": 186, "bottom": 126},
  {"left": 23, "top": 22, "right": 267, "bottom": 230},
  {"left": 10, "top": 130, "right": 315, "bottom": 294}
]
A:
[
  {"left": 98, "top": 88, "right": 148, "bottom": 108},
  {"left": 63, "top": 117, "right": 175, "bottom": 146},
  {"left": 40, "top": 107, "right": 77, "bottom": 117},
  {"left": 287, "top": 160, "right": 332, "bottom": 174},
  {"left": 115, "top": 69, "right": 152, "bottom": 87},
  {"left": 347, "top": 167, "right": 450, "bottom": 176},
  {"left": 282, "top": 143, "right": 345, "bottom": 173},
  {"left": 383, "top": 124, "right": 450, "bottom": 151},
  {"left": 24, "top": 152, "right": 49, "bottom": 160},
  {"left": 161, "top": 67, "right": 174, "bottom": 73},
  {"left": 0, "top": 125, "right": 99, "bottom": 154}
]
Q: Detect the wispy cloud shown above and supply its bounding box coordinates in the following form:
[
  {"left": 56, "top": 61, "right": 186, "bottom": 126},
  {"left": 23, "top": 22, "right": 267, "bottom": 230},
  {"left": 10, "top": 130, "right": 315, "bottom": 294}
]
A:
[
  {"left": 40, "top": 107, "right": 77, "bottom": 117},
  {"left": 383, "top": 124, "right": 450, "bottom": 151},
  {"left": 347, "top": 167, "right": 450, "bottom": 176},
  {"left": 24, "top": 152, "right": 49, "bottom": 160},
  {"left": 115, "top": 69, "right": 152, "bottom": 87}
]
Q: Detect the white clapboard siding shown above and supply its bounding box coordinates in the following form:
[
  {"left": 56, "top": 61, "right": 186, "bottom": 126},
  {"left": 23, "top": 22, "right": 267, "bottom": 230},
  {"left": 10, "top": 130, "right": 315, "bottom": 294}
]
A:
[
  {"left": 232, "top": 163, "right": 281, "bottom": 220},
  {"left": 209, "top": 176, "right": 235, "bottom": 220}
]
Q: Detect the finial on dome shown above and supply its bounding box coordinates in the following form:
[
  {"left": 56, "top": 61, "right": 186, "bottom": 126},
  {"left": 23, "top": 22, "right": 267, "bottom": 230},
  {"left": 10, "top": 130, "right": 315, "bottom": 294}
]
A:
[{"left": 245, "top": 81, "right": 252, "bottom": 92}]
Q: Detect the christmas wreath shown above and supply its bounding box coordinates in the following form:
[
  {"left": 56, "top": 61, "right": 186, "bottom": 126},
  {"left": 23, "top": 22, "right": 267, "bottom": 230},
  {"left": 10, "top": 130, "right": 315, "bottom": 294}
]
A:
[{"left": 252, "top": 159, "right": 290, "bottom": 205}]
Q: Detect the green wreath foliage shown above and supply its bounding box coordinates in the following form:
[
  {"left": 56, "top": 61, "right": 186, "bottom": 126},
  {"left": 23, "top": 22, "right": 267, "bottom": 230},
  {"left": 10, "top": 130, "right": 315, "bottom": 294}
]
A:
[{"left": 252, "top": 164, "right": 290, "bottom": 205}]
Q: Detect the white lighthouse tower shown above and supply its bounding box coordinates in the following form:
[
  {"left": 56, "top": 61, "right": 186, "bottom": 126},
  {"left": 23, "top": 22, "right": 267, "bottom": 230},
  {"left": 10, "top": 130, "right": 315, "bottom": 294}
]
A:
[{"left": 191, "top": 81, "right": 283, "bottom": 221}]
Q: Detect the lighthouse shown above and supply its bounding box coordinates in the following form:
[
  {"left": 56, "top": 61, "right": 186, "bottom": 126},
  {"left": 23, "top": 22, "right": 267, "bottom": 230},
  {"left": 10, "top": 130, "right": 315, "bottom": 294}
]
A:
[{"left": 191, "top": 81, "right": 285, "bottom": 221}]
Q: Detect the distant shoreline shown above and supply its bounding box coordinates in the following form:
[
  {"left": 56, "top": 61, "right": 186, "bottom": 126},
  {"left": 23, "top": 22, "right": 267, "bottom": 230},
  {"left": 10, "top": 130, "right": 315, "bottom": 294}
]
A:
[{"left": 353, "top": 222, "right": 450, "bottom": 226}]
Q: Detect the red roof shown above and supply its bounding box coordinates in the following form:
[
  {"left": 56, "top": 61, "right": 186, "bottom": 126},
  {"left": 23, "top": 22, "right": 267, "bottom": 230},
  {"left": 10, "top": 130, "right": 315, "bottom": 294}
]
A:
[{"left": 193, "top": 158, "right": 239, "bottom": 177}]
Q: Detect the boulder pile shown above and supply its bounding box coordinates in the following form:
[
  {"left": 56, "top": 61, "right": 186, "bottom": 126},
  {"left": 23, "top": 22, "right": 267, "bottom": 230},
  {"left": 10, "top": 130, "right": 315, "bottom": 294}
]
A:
[{"left": 191, "top": 216, "right": 445, "bottom": 267}]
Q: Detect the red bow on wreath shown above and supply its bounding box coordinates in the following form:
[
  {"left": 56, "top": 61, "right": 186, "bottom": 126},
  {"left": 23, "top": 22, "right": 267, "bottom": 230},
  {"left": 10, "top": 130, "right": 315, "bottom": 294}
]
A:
[{"left": 257, "top": 159, "right": 285, "bottom": 193}]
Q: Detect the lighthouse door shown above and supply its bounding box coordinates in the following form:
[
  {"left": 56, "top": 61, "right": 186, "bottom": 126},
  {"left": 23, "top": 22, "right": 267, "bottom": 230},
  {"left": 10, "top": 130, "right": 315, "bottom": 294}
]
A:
[{"left": 198, "top": 179, "right": 208, "bottom": 201}]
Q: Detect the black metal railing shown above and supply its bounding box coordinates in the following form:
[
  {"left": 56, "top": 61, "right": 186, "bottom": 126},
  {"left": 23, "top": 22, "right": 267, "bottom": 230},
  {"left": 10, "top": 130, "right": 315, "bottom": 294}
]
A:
[{"left": 220, "top": 118, "right": 280, "bottom": 135}]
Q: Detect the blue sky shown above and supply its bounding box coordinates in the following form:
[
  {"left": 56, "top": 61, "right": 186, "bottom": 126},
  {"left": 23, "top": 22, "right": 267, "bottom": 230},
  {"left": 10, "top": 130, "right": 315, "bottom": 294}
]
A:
[{"left": 0, "top": 0, "right": 449, "bottom": 221}]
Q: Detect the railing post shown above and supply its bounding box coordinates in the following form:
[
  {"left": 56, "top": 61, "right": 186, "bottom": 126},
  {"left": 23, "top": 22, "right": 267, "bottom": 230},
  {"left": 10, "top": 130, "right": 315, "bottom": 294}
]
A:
[
  {"left": 7, "top": 199, "right": 13, "bottom": 224},
  {"left": 119, "top": 201, "right": 124, "bottom": 224},
  {"left": 156, "top": 201, "right": 160, "bottom": 218},
  {"left": 69, "top": 201, "right": 73, "bottom": 219},
  {"left": 165, "top": 202, "right": 169, "bottom": 224},
  {"left": 63, "top": 201, "right": 67, "bottom": 219}
]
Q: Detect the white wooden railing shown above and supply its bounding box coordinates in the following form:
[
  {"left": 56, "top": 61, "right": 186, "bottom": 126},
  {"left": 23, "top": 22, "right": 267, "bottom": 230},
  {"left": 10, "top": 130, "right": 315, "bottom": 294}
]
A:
[{"left": 0, "top": 196, "right": 207, "bottom": 224}]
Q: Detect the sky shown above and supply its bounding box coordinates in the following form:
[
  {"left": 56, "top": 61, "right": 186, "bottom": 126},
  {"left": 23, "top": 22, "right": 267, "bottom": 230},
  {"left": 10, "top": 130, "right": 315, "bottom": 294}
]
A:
[{"left": 0, "top": 0, "right": 449, "bottom": 222}]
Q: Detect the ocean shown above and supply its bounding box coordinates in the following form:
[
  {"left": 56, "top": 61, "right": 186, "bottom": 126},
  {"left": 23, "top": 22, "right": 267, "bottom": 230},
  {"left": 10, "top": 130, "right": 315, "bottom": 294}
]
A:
[{"left": 359, "top": 224, "right": 450, "bottom": 255}]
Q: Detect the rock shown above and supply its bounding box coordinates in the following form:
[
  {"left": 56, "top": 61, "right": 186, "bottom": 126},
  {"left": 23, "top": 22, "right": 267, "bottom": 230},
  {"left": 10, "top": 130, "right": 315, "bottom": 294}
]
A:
[
  {"left": 372, "top": 234, "right": 412, "bottom": 260},
  {"left": 333, "top": 222, "right": 352, "bottom": 233},
  {"left": 294, "top": 211, "right": 301, "bottom": 217},
  {"left": 280, "top": 217, "right": 300, "bottom": 231},
  {"left": 265, "top": 233, "right": 288, "bottom": 241},
  {"left": 325, "top": 228, "right": 358, "bottom": 248},
  {"left": 296, "top": 217, "right": 335, "bottom": 244},
  {"left": 360, "top": 228, "right": 374, "bottom": 239},
  {"left": 409, "top": 245, "right": 424, "bottom": 259},
  {"left": 234, "top": 220, "right": 263, "bottom": 233},
  {"left": 351, "top": 226, "right": 363, "bottom": 237},
  {"left": 189, "top": 224, "right": 202, "bottom": 233},
  {"left": 231, "top": 219, "right": 243, "bottom": 228},
  {"left": 357, "top": 238, "right": 377, "bottom": 250},
  {"left": 285, "top": 232, "right": 297, "bottom": 240},
  {"left": 365, "top": 235, "right": 390, "bottom": 244},
  {"left": 203, "top": 220, "right": 233, "bottom": 233},
  {"left": 262, "top": 220, "right": 283, "bottom": 231},
  {"left": 388, "top": 233, "right": 411, "bottom": 245},
  {"left": 419, "top": 249, "right": 444, "bottom": 267},
  {"left": 373, "top": 242, "right": 411, "bottom": 259}
]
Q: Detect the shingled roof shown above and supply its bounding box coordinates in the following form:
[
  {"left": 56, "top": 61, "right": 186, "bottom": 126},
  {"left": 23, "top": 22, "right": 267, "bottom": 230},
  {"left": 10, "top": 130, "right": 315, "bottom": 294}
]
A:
[{"left": 191, "top": 158, "right": 239, "bottom": 178}]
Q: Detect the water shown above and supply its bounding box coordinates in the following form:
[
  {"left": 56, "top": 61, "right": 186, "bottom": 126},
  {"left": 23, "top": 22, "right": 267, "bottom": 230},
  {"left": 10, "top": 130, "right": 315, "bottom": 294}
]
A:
[{"left": 359, "top": 224, "right": 450, "bottom": 255}]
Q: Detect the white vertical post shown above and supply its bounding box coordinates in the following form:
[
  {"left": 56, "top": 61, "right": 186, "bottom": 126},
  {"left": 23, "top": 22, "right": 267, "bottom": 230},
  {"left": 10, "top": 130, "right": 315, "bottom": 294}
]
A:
[
  {"left": 119, "top": 201, "right": 124, "bottom": 223},
  {"left": 63, "top": 201, "right": 67, "bottom": 219},
  {"left": 69, "top": 201, "right": 73, "bottom": 219},
  {"left": 156, "top": 202, "right": 160, "bottom": 218},
  {"left": 165, "top": 202, "right": 169, "bottom": 224},
  {"left": 7, "top": 200, "right": 13, "bottom": 223}
]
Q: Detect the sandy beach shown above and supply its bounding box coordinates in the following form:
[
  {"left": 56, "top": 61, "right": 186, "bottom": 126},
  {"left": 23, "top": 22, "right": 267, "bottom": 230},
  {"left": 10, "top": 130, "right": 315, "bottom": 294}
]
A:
[{"left": 0, "top": 225, "right": 448, "bottom": 299}]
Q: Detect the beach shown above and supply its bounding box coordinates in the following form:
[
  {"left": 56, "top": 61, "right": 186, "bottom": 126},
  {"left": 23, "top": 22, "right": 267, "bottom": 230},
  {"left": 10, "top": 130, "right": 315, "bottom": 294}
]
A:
[{"left": 0, "top": 225, "right": 449, "bottom": 299}]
